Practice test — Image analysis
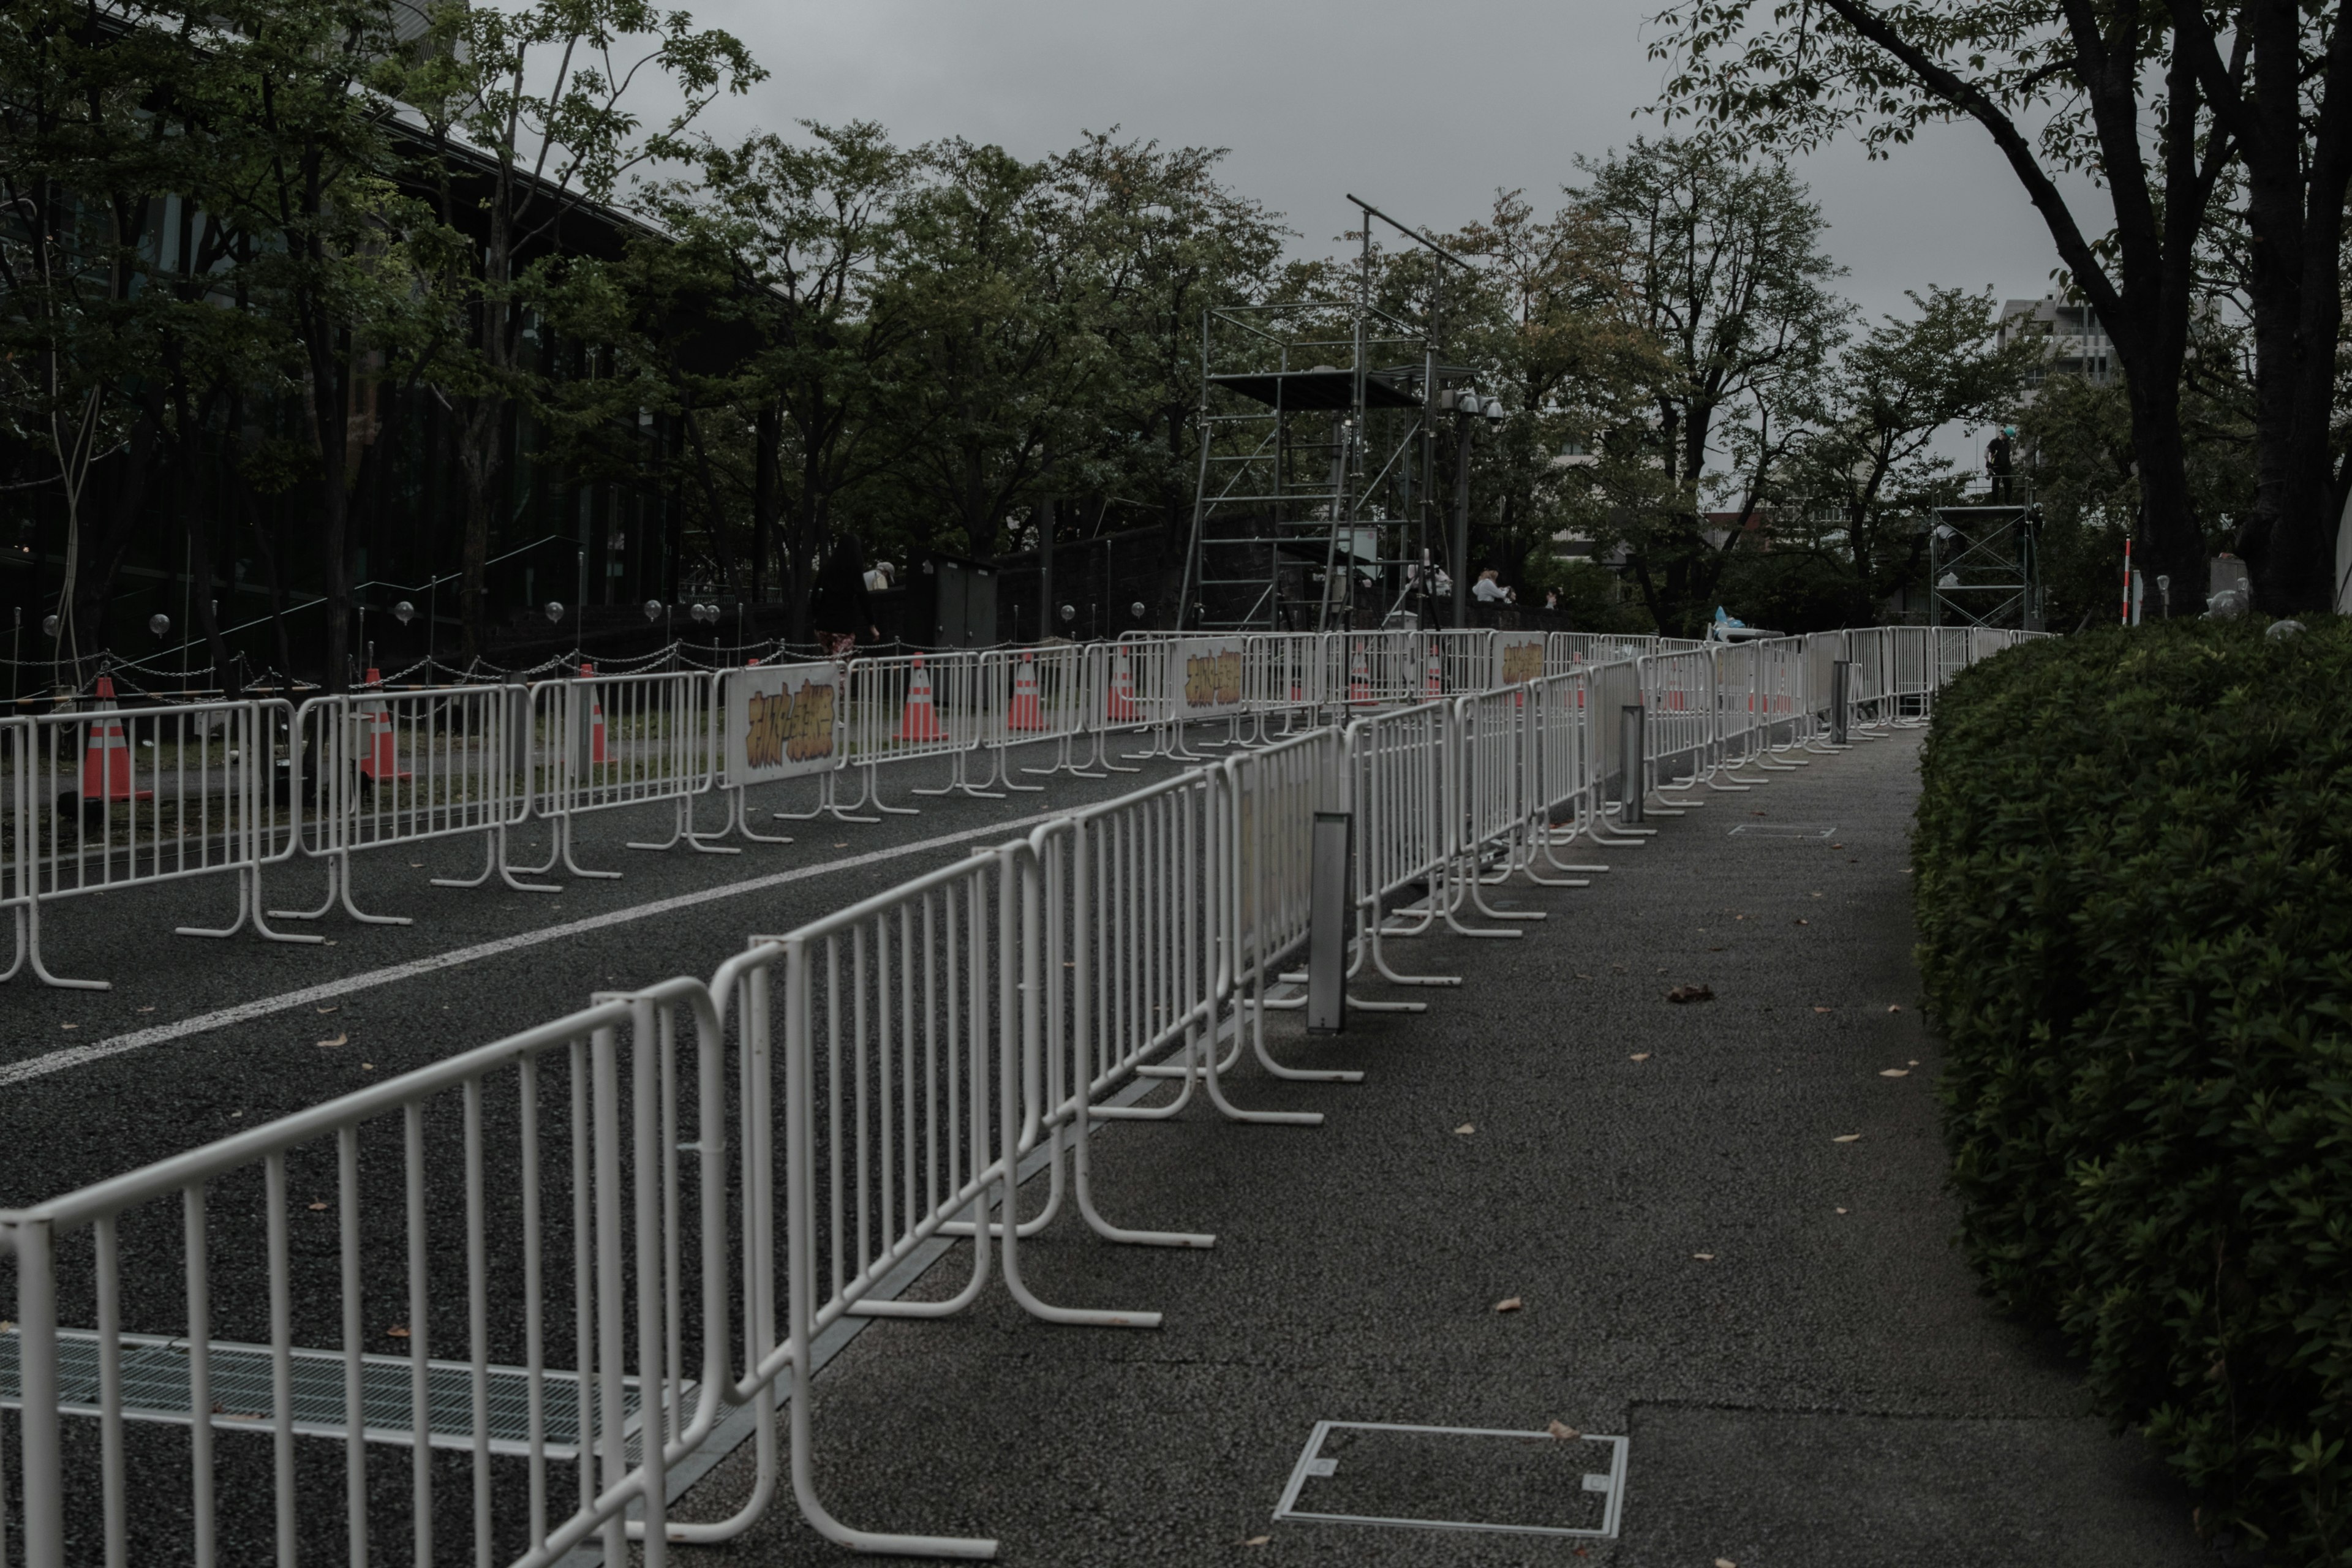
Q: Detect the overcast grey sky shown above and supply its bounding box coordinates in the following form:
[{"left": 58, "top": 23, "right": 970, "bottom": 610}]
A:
[{"left": 691, "top": 0, "right": 2081, "bottom": 326}]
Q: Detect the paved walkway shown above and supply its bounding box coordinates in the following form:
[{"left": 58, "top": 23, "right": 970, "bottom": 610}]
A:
[{"left": 670, "top": 731, "right": 2207, "bottom": 1566}]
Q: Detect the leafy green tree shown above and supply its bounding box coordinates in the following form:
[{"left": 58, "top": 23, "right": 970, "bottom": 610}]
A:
[
  {"left": 1449, "top": 189, "right": 1673, "bottom": 601},
  {"left": 397, "top": 0, "right": 760, "bottom": 653},
  {"left": 0, "top": 0, "right": 271, "bottom": 681},
  {"left": 673, "top": 123, "right": 923, "bottom": 636},
  {"left": 1762, "top": 285, "right": 2043, "bottom": 611},
  {"left": 187, "top": 0, "right": 432, "bottom": 692},
  {"left": 2020, "top": 322, "right": 2256, "bottom": 628},
  {"left": 1646, "top": 0, "right": 2279, "bottom": 614},
  {"left": 1566, "top": 137, "right": 1850, "bottom": 635}
]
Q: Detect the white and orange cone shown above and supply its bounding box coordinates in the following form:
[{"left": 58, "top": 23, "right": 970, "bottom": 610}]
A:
[
  {"left": 1008, "top": 651, "right": 1046, "bottom": 731},
  {"left": 580, "top": 663, "right": 609, "bottom": 763},
  {"left": 80, "top": 676, "right": 152, "bottom": 803},
  {"left": 897, "top": 655, "right": 944, "bottom": 741},
  {"left": 357, "top": 668, "right": 411, "bottom": 782}
]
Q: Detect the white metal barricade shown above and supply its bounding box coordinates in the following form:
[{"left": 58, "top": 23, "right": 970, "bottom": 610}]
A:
[
  {"left": 1240, "top": 633, "right": 1324, "bottom": 742},
  {"left": 525, "top": 669, "right": 722, "bottom": 879},
  {"left": 10, "top": 692, "right": 307, "bottom": 989},
  {"left": 1007, "top": 643, "right": 1103, "bottom": 781},
  {"left": 1887, "top": 626, "right": 1934, "bottom": 723},
  {"left": 281, "top": 680, "right": 543, "bottom": 924},
  {"left": 823, "top": 652, "right": 982, "bottom": 815},
  {"left": 0, "top": 986, "right": 732, "bottom": 1568},
  {"left": 1639, "top": 647, "right": 1717, "bottom": 801},
  {"left": 1429, "top": 628, "right": 1497, "bottom": 696},
  {"left": 3, "top": 715, "right": 32, "bottom": 984},
  {"left": 1522, "top": 667, "right": 1615, "bottom": 878},
  {"left": 1547, "top": 631, "right": 1658, "bottom": 673},
  {"left": 1330, "top": 631, "right": 1426, "bottom": 711},
  {"left": 1448, "top": 686, "right": 1548, "bottom": 933},
  {"left": 1340, "top": 699, "right": 1458, "bottom": 995}
]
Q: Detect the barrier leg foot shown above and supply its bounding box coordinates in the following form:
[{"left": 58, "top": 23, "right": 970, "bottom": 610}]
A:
[
  {"left": 788, "top": 1360, "right": 998, "bottom": 1560},
  {"left": 21, "top": 907, "right": 108, "bottom": 989},
  {"left": 1346, "top": 995, "right": 1428, "bottom": 1012}
]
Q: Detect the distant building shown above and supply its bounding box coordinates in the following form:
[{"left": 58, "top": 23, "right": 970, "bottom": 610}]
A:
[{"left": 1997, "top": 297, "right": 2114, "bottom": 393}]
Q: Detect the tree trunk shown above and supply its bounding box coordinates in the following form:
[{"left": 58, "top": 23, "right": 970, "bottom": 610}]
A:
[
  {"left": 2128, "top": 368, "right": 2206, "bottom": 618},
  {"left": 458, "top": 396, "right": 499, "bottom": 657},
  {"left": 753, "top": 402, "right": 780, "bottom": 605},
  {"left": 2232, "top": 5, "right": 2351, "bottom": 614}
]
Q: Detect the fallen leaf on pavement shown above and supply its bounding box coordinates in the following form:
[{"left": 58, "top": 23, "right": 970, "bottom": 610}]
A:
[
  {"left": 59, "top": 1023, "right": 76, "bottom": 1030},
  {"left": 1887, "top": 1004, "right": 1902, "bottom": 1013},
  {"left": 386, "top": 1325, "right": 410, "bottom": 1339},
  {"left": 1665, "top": 984, "right": 1714, "bottom": 1004},
  {"left": 1717, "top": 1559, "right": 1738, "bottom": 1567},
  {"left": 1813, "top": 1006, "right": 1833, "bottom": 1014},
  {"left": 1693, "top": 1252, "right": 1714, "bottom": 1261},
  {"left": 1547, "top": 1419, "right": 1581, "bottom": 1441},
  {"left": 137, "top": 1006, "right": 154, "bottom": 1013},
  {"left": 360, "top": 1063, "right": 375, "bottom": 1071},
  {"left": 1833, "top": 1134, "right": 1862, "bottom": 1144},
  {"left": 1909, "top": 1059, "right": 1919, "bottom": 1066},
  {"left": 1493, "top": 1297, "right": 1523, "bottom": 1313},
  {"left": 317, "top": 1034, "right": 347, "bottom": 1049},
  {"left": 1880, "top": 1068, "right": 1910, "bottom": 1077},
  {"left": 1241, "top": 1537, "right": 1270, "bottom": 1548},
  {"left": 1793, "top": 918, "right": 1809, "bottom": 926},
  {"left": 1453, "top": 1123, "right": 1475, "bottom": 1135},
  {"left": 307, "top": 1201, "right": 328, "bottom": 1212},
  {"left": 1836, "top": 1207, "right": 1849, "bottom": 1215},
  {"left": 1629, "top": 1052, "right": 1650, "bottom": 1061},
  {"left": 317, "top": 1006, "right": 337, "bottom": 1014},
  {"left": 1831, "top": 843, "right": 1844, "bottom": 849}
]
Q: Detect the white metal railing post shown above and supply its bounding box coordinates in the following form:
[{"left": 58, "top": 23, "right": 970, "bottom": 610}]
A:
[{"left": 7, "top": 1214, "right": 62, "bottom": 1568}]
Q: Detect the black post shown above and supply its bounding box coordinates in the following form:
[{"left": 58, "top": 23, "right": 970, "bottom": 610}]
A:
[
  {"left": 1619, "top": 704, "right": 1645, "bottom": 826},
  {"left": 1452, "top": 417, "right": 1472, "bottom": 629}
]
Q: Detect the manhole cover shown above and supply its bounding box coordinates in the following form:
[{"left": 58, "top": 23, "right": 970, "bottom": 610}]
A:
[
  {"left": 1272, "top": 1420, "right": 1628, "bottom": 1539},
  {"left": 1727, "top": 823, "right": 1837, "bottom": 839}
]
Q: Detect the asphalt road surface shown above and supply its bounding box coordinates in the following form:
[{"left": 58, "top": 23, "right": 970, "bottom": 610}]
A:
[{"left": 655, "top": 728, "right": 2213, "bottom": 1568}]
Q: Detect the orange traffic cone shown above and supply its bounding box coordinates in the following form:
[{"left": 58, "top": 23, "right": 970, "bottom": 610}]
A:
[
  {"left": 1424, "top": 648, "right": 1443, "bottom": 695},
  {"left": 80, "top": 676, "right": 153, "bottom": 803},
  {"left": 1348, "top": 641, "right": 1372, "bottom": 705},
  {"left": 580, "top": 663, "right": 609, "bottom": 763},
  {"left": 897, "top": 655, "right": 943, "bottom": 741},
  {"left": 1008, "top": 651, "right": 1045, "bottom": 731},
  {"left": 1105, "top": 645, "right": 1139, "bottom": 723},
  {"left": 357, "top": 668, "right": 411, "bottom": 782}
]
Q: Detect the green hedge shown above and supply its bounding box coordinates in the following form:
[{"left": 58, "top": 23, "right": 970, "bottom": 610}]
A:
[{"left": 1915, "top": 619, "right": 2352, "bottom": 1562}]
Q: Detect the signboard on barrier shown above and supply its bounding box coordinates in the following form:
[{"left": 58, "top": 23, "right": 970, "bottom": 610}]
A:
[
  {"left": 1496, "top": 631, "right": 1547, "bottom": 687},
  {"left": 725, "top": 662, "right": 843, "bottom": 786},
  {"left": 1175, "top": 638, "right": 1245, "bottom": 717}
]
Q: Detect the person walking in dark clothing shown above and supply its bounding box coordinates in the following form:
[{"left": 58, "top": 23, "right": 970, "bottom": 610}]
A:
[{"left": 810, "top": 533, "right": 880, "bottom": 657}]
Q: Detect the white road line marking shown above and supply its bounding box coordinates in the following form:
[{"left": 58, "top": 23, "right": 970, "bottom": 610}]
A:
[{"left": 0, "top": 808, "right": 1068, "bottom": 1088}]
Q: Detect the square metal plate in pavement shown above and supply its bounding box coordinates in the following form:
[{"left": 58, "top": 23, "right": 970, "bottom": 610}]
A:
[{"left": 1272, "top": 1420, "right": 1629, "bottom": 1539}]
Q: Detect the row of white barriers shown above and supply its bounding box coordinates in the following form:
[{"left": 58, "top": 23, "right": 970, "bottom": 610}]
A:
[
  {"left": 0, "top": 622, "right": 2041, "bottom": 1565},
  {"left": 0, "top": 631, "right": 1722, "bottom": 992}
]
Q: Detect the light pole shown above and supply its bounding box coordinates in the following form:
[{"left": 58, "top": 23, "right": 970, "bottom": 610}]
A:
[{"left": 1450, "top": 390, "right": 1504, "bottom": 627}]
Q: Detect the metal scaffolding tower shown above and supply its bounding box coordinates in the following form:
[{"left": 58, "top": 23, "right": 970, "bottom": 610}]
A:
[
  {"left": 1929, "top": 499, "right": 2044, "bottom": 632},
  {"left": 1175, "top": 197, "right": 1492, "bottom": 632}
]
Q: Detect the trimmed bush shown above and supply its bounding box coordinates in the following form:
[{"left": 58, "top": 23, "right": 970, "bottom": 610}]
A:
[{"left": 1916, "top": 620, "right": 2352, "bottom": 1562}]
